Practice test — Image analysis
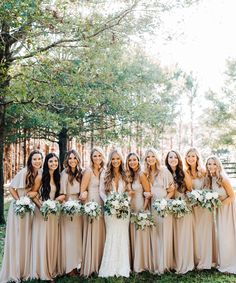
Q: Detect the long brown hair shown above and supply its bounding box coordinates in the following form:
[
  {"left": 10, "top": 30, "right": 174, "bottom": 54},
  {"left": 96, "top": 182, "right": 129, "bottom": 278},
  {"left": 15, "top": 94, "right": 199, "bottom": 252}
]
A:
[
  {"left": 90, "top": 147, "right": 105, "bottom": 172},
  {"left": 25, "top": 150, "right": 43, "bottom": 189},
  {"left": 125, "top": 152, "right": 141, "bottom": 183},
  {"left": 104, "top": 149, "right": 127, "bottom": 193},
  {"left": 64, "top": 149, "right": 82, "bottom": 185}
]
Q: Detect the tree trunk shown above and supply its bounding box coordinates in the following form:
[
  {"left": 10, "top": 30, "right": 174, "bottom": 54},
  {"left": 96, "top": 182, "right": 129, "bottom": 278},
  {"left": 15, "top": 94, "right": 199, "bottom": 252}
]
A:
[{"left": 58, "top": 127, "right": 68, "bottom": 170}]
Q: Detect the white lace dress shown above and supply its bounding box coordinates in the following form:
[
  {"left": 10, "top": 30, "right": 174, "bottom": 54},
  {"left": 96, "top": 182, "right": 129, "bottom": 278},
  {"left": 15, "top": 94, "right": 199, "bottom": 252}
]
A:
[{"left": 99, "top": 178, "right": 130, "bottom": 277}]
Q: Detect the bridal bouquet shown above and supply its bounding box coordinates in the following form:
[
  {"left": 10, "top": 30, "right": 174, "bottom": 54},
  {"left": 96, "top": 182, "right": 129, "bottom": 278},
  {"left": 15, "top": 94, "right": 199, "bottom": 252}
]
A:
[
  {"left": 186, "top": 190, "right": 204, "bottom": 207},
  {"left": 104, "top": 192, "right": 130, "bottom": 219},
  {"left": 83, "top": 201, "right": 102, "bottom": 223},
  {"left": 40, "top": 199, "right": 61, "bottom": 221},
  {"left": 200, "top": 190, "right": 221, "bottom": 212},
  {"left": 130, "top": 211, "right": 155, "bottom": 230},
  {"left": 168, "top": 198, "right": 191, "bottom": 218},
  {"left": 61, "top": 199, "right": 83, "bottom": 221},
  {"left": 13, "top": 196, "right": 35, "bottom": 218},
  {"left": 152, "top": 198, "right": 170, "bottom": 218}
]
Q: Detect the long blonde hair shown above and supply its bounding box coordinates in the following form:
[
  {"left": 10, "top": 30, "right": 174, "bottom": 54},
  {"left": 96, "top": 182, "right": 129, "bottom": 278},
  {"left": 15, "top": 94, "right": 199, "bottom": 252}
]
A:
[
  {"left": 143, "top": 148, "right": 161, "bottom": 182},
  {"left": 104, "top": 149, "right": 127, "bottom": 193},
  {"left": 205, "top": 156, "right": 225, "bottom": 188},
  {"left": 185, "top": 147, "right": 205, "bottom": 178}
]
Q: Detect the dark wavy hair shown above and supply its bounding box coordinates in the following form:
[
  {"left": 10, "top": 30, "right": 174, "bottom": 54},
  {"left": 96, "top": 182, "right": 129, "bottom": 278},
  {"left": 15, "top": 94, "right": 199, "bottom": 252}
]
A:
[
  {"left": 165, "top": 150, "right": 185, "bottom": 193},
  {"left": 63, "top": 150, "right": 82, "bottom": 185},
  {"left": 25, "top": 150, "right": 43, "bottom": 189},
  {"left": 41, "top": 153, "right": 60, "bottom": 201}
]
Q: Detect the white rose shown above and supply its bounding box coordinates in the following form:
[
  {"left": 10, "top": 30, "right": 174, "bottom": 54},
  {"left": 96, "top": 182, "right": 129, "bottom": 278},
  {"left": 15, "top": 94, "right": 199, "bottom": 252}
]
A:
[
  {"left": 49, "top": 202, "right": 56, "bottom": 209},
  {"left": 160, "top": 199, "right": 167, "bottom": 206},
  {"left": 85, "top": 206, "right": 91, "bottom": 213},
  {"left": 111, "top": 200, "right": 119, "bottom": 207},
  {"left": 172, "top": 200, "right": 177, "bottom": 206},
  {"left": 139, "top": 213, "right": 147, "bottom": 219},
  {"left": 124, "top": 201, "right": 129, "bottom": 207},
  {"left": 205, "top": 192, "right": 213, "bottom": 200},
  {"left": 110, "top": 208, "right": 116, "bottom": 215},
  {"left": 212, "top": 192, "right": 219, "bottom": 199},
  {"left": 90, "top": 203, "right": 96, "bottom": 210},
  {"left": 176, "top": 200, "right": 182, "bottom": 205},
  {"left": 198, "top": 195, "right": 203, "bottom": 202}
]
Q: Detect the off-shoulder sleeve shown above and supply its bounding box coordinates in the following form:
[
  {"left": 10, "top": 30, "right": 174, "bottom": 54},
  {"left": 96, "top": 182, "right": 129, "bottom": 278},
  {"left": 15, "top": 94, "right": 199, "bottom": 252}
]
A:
[
  {"left": 99, "top": 172, "right": 107, "bottom": 202},
  {"left": 10, "top": 167, "right": 27, "bottom": 190},
  {"left": 60, "top": 170, "right": 68, "bottom": 195}
]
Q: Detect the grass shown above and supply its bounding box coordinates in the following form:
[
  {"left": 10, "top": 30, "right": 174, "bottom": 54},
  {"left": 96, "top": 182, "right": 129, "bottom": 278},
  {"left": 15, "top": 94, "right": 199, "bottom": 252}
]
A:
[{"left": 1, "top": 202, "right": 236, "bottom": 283}]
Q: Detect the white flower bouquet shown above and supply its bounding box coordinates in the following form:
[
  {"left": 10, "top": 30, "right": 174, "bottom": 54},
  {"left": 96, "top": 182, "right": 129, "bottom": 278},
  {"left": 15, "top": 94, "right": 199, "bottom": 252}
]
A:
[
  {"left": 152, "top": 198, "right": 169, "bottom": 218},
  {"left": 200, "top": 190, "right": 222, "bottom": 212},
  {"left": 61, "top": 199, "right": 83, "bottom": 221},
  {"left": 40, "top": 199, "right": 61, "bottom": 221},
  {"left": 104, "top": 192, "right": 130, "bottom": 219},
  {"left": 13, "top": 196, "right": 35, "bottom": 218},
  {"left": 186, "top": 190, "right": 204, "bottom": 207},
  {"left": 130, "top": 211, "right": 155, "bottom": 230},
  {"left": 83, "top": 201, "right": 102, "bottom": 223},
  {"left": 168, "top": 198, "right": 191, "bottom": 218}
]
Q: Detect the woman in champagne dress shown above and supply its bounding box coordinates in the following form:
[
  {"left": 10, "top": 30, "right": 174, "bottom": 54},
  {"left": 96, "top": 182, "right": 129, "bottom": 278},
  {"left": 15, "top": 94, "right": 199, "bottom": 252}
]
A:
[
  {"left": 31, "top": 153, "right": 65, "bottom": 281},
  {"left": 165, "top": 150, "right": 194, "bottom": 274},
  {"left": 80, "top": 147, "right": 106, "bottom": 277},
  {"left": 59, "top": 150, "right": 83, "bottom": 276},
  {"left": 0, "top": 150, "right": 43, "bottom": 283},
  {"left": 126, "top": 152, "right": 152, "bottom": 272},
  {"left": 205, "top": 156, "right": 236, "bottom": 274},
  {"left": 99, "top": 149, "right": 130, "bottom": 277},
  {"left": 185, "top": 148, "right": 217, "bottom": 269},
  {"left": 145, "top": 148, "right": 175, "bottom": 274}
]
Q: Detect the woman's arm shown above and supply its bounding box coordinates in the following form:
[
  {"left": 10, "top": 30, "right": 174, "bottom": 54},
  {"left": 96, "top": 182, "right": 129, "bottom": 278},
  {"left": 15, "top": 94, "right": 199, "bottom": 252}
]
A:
[
  {"left": 9, "top": 188, "right": 19, "bottom": 200},
  {"left": 140, "top": 172, "right": 151, "bottom": 210},
  {"left": 28, "top": 174, "right": 42, "bottom": 208},
  {"left": 221, "top": 178, "right": 235, "bottom": 205},
  {"left": 184, "top": 173, "right": 192, "bottom": 192},
  {"left": 79, "top": 169, "right": 91, "bottom": 201}
]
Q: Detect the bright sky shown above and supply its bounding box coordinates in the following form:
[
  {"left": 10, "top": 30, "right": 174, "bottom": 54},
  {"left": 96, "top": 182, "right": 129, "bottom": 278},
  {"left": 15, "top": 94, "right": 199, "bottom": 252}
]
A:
[{"left": 150, "top": 0, "right": 236, "bottom": 93}]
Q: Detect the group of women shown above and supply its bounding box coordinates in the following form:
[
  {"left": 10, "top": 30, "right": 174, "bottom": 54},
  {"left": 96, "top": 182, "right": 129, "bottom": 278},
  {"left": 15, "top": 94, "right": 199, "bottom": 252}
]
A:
[{"left": 0, "top": 146, "right": 236, "bottom": 283}]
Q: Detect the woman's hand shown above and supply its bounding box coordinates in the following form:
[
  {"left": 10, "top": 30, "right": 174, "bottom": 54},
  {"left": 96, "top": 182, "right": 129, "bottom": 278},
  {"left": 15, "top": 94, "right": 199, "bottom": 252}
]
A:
[
  {"left": 79, "top": 191, "right": 88, "bottom": 201},
  {"left": 167, "top": 182, "right": 175, "bottom": 193},
  {"left": 27, "top": 191, "right": 38, "bottom": 199},
  {"left": 56, "top": 195, "right": 65, "bottom": 203}
]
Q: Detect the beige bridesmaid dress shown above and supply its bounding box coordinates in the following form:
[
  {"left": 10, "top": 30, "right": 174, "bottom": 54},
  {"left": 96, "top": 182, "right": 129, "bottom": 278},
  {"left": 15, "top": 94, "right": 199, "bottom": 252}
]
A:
[
  {"left": 212, "top": 177, "right": 236, "bottom": 274},
  {"left": 59, "top": 169, "right": 83, "bottom": 274},
  {"left": 81, "top": 169, "right": 105, "bottom": 277},
  {"left": 192, "top": 177, "right": 217, "bottom": 269},
  {"left": 173, "top": 190, "right": 194, "bottom": 274},
  {"left": 0, "top": 168, "right": 34, "bottom": 283},
  {"left": 30, "top": 185, "right": 60, "bottom": 280},
  {"left": 151, "top": 167, "right": 175, "bottom": 274},
  {"left": 130, "top": 176, "right": 152, "bottom": 273}
]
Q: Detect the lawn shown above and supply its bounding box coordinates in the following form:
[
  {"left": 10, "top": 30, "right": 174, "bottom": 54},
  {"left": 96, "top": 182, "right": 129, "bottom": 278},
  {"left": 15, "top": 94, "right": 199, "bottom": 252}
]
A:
[{"left": 0, "top": 202, "right": 236, "bottom": 283}]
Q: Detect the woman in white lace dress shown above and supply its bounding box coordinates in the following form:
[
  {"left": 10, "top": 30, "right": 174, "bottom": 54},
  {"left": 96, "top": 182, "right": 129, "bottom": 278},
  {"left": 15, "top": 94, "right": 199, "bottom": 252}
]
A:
[{"left": 99, "top": 149, "right": 130, "bottom": 278}]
